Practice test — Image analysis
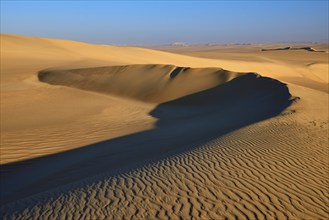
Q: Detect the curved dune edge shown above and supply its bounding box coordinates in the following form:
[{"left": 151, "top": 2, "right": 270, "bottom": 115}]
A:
[
  {"left": 38, "top": 64, "right": 245, "bottom": 103},
  {"left": 37, "top": 64, "right": 294, "bottom": 105}
]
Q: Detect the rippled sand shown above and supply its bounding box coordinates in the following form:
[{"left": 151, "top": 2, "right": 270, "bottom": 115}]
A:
[{"left": 1, "top": 34, "right": 328, "bottom": 219}]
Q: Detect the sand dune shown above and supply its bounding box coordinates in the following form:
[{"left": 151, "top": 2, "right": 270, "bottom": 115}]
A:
[
  {"left": 38, "top": 65, "right": 243, "bottom": 103},
  {"left": 1, "top": 34, "right": 227, "bottom": 165},
  {"left": 1, "top": 34, "right": 328, "bottom": 219},
  {"left": 1, "top": 71, "right": 294, "bottom": 205}
]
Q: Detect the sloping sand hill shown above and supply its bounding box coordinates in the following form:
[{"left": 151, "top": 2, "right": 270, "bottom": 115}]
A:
[
  {"left": 0, "top": 34, "right": 328, "bottom": 219},
  {"left": 0, "top": 34, "right": 226, "bottom": 165},
  {"left": 38, "top": 65, "right": 243, "bottom": 103}
]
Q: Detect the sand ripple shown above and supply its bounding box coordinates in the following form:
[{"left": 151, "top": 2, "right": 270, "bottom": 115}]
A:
[{"left": 2, "top": 113, "right": 328, "bottom": 220}]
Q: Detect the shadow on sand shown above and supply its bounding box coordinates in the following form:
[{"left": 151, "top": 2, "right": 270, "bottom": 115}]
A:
[{"left": 0, "top": 73, "right": 295, "bottom": 205}]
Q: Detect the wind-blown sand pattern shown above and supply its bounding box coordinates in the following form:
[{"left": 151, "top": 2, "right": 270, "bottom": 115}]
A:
[
  {"left": 2, "top": 112, "right": 328, "bottom": 219},
  {"left": 1, "top": 34, "right": 328, "bottom": 219}
]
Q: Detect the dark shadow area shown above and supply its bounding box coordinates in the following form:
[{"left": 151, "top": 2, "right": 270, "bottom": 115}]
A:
[
  {"left": 261, "top": 47, "right": 291, "bottom": 51},
  {"left": 0, "top": 73, "right": 295, "bottom": 206},
  {"left": 169, "top": 67, "right": 190, "bottom": 79}
]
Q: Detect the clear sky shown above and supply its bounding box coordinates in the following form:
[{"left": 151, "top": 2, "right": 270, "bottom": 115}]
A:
[{"left": 1, "top": 1, "right": 328, "bottom": 45}]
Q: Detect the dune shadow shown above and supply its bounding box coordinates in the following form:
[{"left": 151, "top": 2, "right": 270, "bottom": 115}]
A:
[{"left": 0, "top": 73, "right": 295, "bottom": 206}]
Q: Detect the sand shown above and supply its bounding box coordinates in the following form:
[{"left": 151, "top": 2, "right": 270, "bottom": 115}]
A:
[{"left": 0, "top": 34, "right": 328, "bottom": 219}]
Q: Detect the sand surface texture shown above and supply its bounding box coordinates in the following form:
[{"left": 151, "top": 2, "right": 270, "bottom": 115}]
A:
[{"left": 1, "top": 34, "right": 328, "bottom": 219}]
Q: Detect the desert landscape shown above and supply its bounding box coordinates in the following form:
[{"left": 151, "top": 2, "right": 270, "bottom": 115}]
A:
[
  {"left": 1, "top": 34, "right": 328, "bottom": 219},
  {"left": 1, "top": 1, "right": 328, "bottom": 220}
]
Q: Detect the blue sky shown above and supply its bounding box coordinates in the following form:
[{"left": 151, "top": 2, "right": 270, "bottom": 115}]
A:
[{"left": 1, "top": 1, "right": 328, "bottom": 45}]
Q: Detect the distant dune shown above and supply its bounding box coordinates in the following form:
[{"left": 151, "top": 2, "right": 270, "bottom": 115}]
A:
[
  {"left": 261, "top": 46, "right": 327, "bottom": 52},
  {"left": 1, "top": 34, "right": 328, "bottom": 219}
]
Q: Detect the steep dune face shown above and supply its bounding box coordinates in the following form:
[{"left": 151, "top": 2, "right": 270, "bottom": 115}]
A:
[
  {"left": 38, "top": 65, "right": 242, "bottom": 103},
  {"left": 150, "top": 73, "right": 293, "bottom": 124}
]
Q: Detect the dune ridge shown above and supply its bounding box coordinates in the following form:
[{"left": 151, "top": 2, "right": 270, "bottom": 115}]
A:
[{"left": 38, "top": 64, "right": 243, "bottom": 103}]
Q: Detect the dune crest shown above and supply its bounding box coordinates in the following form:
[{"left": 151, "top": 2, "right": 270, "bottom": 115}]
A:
[{"left": 38, "top": 64, "right": 243, "bottom": 103}]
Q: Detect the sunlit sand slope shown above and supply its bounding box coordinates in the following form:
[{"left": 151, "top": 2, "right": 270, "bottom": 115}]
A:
[{"left": 38, "top": 65, "right": 242, "bottom": 103}]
